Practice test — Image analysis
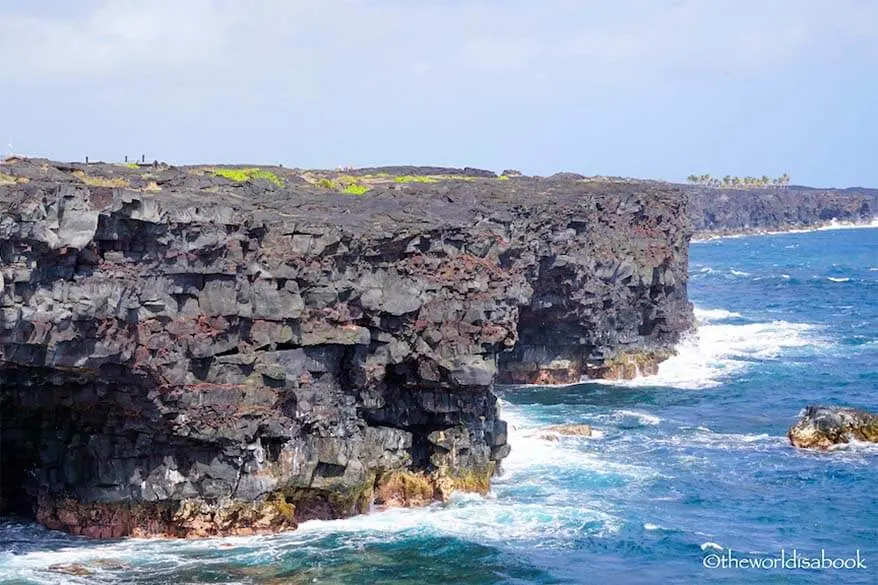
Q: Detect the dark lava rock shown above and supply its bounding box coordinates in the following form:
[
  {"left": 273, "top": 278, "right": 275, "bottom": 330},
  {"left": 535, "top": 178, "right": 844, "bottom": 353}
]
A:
[
  {"left": 0, "top": 158, "right": 693, "bottom": 537},
  {"left": 687, "top": 185, "right": 878, "bottom": 236},
  {"left": 788, "top": 406, "right": 878, "bottom": 449}
]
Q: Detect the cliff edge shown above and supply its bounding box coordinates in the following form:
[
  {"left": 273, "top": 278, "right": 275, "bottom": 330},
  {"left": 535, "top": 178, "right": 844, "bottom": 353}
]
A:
[{"left": 0, "top": 159, "right": 693, "bottom": 537}]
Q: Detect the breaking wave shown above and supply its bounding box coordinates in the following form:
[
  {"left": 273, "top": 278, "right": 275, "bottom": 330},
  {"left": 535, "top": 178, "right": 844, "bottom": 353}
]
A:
[{"left": 597, "top": 306, "right": 825, "bottom": 390}]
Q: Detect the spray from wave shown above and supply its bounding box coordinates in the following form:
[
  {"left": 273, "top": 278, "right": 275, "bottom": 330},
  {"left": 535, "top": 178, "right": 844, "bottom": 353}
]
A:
[{"left": 592, "top": 306, "right": 825, "bottom": 390}]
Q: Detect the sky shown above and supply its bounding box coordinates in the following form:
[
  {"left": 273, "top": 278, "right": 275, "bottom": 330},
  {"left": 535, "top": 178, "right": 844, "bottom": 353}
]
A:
[{"left": 2, "top": 0, "right": 877, "bottom": 187}]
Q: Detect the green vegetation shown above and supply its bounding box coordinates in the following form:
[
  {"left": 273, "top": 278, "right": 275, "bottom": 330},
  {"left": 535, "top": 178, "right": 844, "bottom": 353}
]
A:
[
  {"left": 342, "top": 183, "right": 369, "bottom": 195},
  {"left": 124, "top": 163, "right": 139, "bottom": 169},
  {"left": 687, "top": 173, "right": 790, "bottom": 189},
  {"left": 497, "top": 175, "right": 510, "bottom": 181},
  {"left": 310, "top": 174, "right": 370, "bottom": 195},
  {"left": 72, "top": 170, "right": 130, "bottom": 188},
  {"left": 0, "top": 171, "right": 18, "bottom": 185},
  {"left": 394, "top": 175, "right": 439, "bottom": 184},
  {"left": 212, "top": 167, "right": 284, "bottom": 188},
  {"left": 447, "top": 468, "right": 492, "bottom": 495}
]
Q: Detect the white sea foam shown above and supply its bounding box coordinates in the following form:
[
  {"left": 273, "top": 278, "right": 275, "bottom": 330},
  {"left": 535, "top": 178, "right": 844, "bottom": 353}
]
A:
[
  {"left": 273, "top": 402, "right": 633, "bottom": 545},
  {"left": 827, "top": 276, "right": 850, "bottom": 282},
  {"left": 729, "top": 269, "right": 750, "bottom": 277},
  {"left": 825, "top": 439, "right": 878, "bottom": 454},
  {"left": 701, "top": 542, "right": 724, "bottom": 551},
  {"left": 591, "top": 307, "right": 824, "bottom": 390},
  {"left": 611, "top": 410, "right": 662, "bottom": 426},
  {"left": 693, "top": 307, "right": 742, "bottom": 322},
  {"left": 499, "top": 404, "right": 652, "bottom": 480},
  {"left": 295, "top": 497, "right": 621, "bottom": 545},
  {"left": 671, "top": 430, "right": 782, "bottom": 450}
]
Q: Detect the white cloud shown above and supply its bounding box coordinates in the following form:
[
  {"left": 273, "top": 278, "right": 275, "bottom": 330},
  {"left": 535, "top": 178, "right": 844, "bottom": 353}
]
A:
[
  {"left": 446, "top": 0, "right": 878, "bottom": 81},
  {"left": 1, "top": 1, "right": 231, "bottom": 78},
  {"left": 2, "top": 0, "right": 876, "bottom": 88}
]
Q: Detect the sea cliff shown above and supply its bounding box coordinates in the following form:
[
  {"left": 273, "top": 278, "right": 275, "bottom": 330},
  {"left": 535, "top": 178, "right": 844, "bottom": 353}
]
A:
[
  {"left": 0, "top": 159, "right": 693, "bottom": 537},
  {"left": 687, "top": 185, "right": 878, "bottom": 237}
]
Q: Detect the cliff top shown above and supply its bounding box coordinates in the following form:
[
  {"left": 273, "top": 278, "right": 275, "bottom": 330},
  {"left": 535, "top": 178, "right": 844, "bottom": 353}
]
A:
[{"left": 0, "top": 157, "right": 682, "bottom": 238}]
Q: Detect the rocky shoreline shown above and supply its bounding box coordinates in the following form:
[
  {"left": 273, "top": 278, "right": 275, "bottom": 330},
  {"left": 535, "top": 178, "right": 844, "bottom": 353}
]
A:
[
  {"left": 692, "top": 218, "right": 878, "bottom": 242},
  {"left": 686, "top": 184, "right": 878, "bottom": 237},
  {"left": 0, "top": 159, "right": 693, "bottom": 537}
]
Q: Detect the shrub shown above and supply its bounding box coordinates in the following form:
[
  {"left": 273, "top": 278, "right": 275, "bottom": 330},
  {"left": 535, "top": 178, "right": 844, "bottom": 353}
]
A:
[
  {"left": 212, "top": 167, "right": 284, "bottom": 188},
  {"left": 310, "top": 174, "right": 370, "bottom": 194},
  {"left": 72, "top": 170, "right": 130, "bottom": 188},
  {"left": 343, "top": 184, "right": 369, "bottom": 195}
]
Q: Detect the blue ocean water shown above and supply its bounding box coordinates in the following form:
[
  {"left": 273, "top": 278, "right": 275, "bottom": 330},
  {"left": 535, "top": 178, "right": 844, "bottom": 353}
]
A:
[{"left": 1, "top": 227, "right": 876, "bottom": 584}]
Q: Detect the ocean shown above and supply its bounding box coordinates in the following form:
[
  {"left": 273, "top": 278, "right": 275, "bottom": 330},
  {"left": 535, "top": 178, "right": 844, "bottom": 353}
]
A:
[{"left": 1, "top": 227, "right": 876, "bottom": 584}]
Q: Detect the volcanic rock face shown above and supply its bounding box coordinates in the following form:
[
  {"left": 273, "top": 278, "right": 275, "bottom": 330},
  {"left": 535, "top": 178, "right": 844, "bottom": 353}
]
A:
[
  {"left": 0, "top": 159, "right": 692, "bottom": 537},
  {"left": 788, "top": 406, "right": 878, "bottom": 450},
  {"left": 687, "top": 186, "right": 878, "bottom": 236}
]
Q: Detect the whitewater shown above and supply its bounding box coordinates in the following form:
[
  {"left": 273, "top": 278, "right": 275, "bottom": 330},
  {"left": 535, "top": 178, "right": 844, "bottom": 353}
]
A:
[{"left": 1, "top": 228, "right": 876, "bottom": 584}]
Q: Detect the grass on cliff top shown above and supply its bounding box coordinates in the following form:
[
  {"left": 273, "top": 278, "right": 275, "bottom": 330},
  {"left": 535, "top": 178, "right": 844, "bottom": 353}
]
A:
[
  {"left": 0, "top": 171, "right": 20, "bottom": 185},
  {"left": 212, "top": 167, "right": 285, "bottom": 188},
  {"left": 342, "top": 183, "right": 369, "bottom": 195},
  {"left": 393, "top": 174, "right": 483, "bottom": 184},
  {"left": 72, "top": 170, "right": 130, "bottom": 188},
  {"left": 393, "top": 175, "right": 439, "bottom": 184},
  {"left": 308, "top": 173, "right": 371, "bottom": 195}
]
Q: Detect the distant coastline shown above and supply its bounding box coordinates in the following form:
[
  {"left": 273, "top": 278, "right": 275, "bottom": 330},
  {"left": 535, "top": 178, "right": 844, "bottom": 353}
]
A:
[{"left": 691, "top": 217, "right": 878, "bottom": 243}]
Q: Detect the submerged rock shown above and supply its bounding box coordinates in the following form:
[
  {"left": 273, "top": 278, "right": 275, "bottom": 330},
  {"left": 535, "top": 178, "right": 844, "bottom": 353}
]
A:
[
  {"left": 537, "top": 424, "right": 594, "bottom": 441},
  {"left": 48, "top": 563, "right": 93, "bottom": 577},
  {"left": 788, "top": 406, "right": 878, "bottom": 449}
]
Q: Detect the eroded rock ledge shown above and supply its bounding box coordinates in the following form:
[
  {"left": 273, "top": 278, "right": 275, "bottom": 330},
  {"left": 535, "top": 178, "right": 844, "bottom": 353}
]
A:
[{"left": 0, "top": 159, "right": 693, "bottom": 537}]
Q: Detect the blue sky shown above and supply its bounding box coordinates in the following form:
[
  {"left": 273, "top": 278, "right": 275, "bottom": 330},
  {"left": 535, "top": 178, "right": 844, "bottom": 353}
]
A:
[{"left": 2, "top": 0, "right": 877, "bottom": 186}]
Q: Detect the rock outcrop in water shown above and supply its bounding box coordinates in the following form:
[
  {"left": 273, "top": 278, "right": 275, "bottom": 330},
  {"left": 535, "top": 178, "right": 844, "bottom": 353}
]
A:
[
  {"left": 788, "top": 406, "right": 878, "bottom": 449},
  {"left": 687, "top": 185, "right": 878, "bottom": 236},
  {"left": 0, "top": 158, "right": 692, "bottom": 537}
]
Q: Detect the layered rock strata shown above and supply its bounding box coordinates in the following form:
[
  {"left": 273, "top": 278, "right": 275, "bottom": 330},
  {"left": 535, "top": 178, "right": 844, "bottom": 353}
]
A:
[{"left": 0, "top": 159, "right": 693, "bottom": 536}]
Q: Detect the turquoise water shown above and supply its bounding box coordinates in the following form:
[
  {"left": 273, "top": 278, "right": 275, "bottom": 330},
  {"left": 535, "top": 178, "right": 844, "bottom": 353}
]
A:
[{"left": 2, "top": 227, "right": 876, "bottom": 584}]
